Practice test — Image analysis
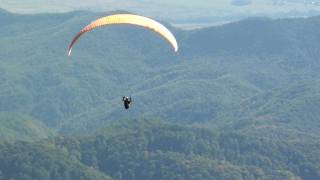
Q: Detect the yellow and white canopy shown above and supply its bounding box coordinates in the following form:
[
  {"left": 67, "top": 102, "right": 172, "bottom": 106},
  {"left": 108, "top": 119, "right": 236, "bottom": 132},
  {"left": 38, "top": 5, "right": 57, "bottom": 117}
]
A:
[{"left": 68, "top": 14, "right": 178, "bottom": 56}]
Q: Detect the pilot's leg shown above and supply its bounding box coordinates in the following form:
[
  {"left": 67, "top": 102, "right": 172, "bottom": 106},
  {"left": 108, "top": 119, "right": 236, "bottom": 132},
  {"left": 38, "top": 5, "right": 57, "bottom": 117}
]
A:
[{"left": 124, "top": 103, "right": 129, "bottom": 109}]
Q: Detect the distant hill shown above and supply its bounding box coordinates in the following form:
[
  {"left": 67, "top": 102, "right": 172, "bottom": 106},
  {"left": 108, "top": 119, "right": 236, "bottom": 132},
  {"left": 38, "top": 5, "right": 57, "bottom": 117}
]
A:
[
  {"left": 183, "top": 16, "right": 320, "bottom": 62},
  {"left": 1, "top": 0, "right": 320, "bottom": 21}
]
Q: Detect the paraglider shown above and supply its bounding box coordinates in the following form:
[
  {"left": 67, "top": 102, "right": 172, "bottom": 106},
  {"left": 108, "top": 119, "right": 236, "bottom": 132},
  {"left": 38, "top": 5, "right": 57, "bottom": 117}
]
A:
[
  {"left": 67, "top": 13, "right": 179, "bottom": 110},
  {"left": 67, "top": 13, "right": 178, "bottom": 56},
  {"left": 122, "top": 96, "right": 132, "bottom": 109}
]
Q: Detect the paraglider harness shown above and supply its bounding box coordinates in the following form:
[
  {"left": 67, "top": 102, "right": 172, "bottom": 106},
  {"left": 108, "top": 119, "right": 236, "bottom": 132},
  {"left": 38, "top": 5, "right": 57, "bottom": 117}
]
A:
[{"left": 122, "top": 96, "right": 132, "bottom": 109}]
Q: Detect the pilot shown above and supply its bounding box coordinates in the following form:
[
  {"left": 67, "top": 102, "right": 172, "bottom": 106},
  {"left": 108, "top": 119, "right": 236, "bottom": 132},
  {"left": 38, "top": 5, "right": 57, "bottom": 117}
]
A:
[{"left": 122, "top": 96, "right": 132, "bottom": 109}]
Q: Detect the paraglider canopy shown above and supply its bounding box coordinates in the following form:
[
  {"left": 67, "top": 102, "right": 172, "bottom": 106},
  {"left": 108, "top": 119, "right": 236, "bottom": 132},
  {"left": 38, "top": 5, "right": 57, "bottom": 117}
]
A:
[{"left": 68, "top": 13, "right": 179, "bottom": 56}]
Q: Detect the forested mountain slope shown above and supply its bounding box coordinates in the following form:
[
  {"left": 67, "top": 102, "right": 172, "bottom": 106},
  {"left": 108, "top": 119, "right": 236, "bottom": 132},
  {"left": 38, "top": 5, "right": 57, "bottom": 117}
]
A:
[
  {"left": 1, "top": 10, "right": 320, "bottom": 135},
  {"left": 1, "top": 120, "right": 319, "bottom": 179}
]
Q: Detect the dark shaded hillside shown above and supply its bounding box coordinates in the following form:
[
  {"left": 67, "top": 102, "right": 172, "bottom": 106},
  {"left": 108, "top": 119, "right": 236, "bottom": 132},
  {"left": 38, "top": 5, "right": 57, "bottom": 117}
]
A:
[
  {"left": 54, "top": 120, "right": 320, "bottom": 179},
  {"left": 2, "top": 120, "right": 318, "bottom": 180}
]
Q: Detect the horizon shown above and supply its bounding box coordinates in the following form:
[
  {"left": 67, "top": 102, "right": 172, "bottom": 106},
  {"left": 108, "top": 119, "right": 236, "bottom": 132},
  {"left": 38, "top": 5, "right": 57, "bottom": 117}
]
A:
[{"left": 1, "top": 0, "right": 320, "bottom": 29}]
